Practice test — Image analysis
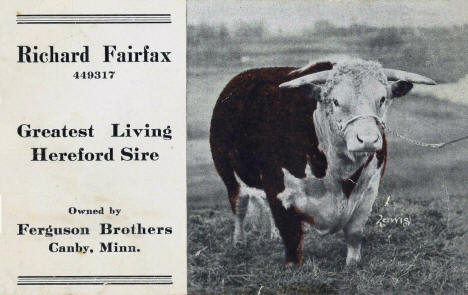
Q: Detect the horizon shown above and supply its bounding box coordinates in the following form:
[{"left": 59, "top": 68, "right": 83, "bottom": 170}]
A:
[{"left": 188, "top": 0, "right": 468, "bottom": 33}]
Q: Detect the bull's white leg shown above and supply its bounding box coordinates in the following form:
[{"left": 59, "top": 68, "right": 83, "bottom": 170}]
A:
[
  {"left": 343, "top": 218, "right": 364, "bottom": 266},
  {"left": 245, "top": 195, "right": 279, "bottom": 239},
  {"left": 233, "top": 195, "right": 249, "bottom": 246},
  {"left": 345, "top": 236, "right": 362, "bottom": 266},
  {"left": 269, "top": 213, "right": 280, "bottom": 240},
  {"left": 344, "top": 178, "right": 379, "bottom": 266},
  {"left": 259, "top": 197, "right": 280, "bottom": 240}
]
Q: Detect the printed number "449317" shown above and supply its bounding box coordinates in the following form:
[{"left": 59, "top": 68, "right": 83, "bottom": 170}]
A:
[{"left": 73, "top": 71, "right": 115, "bottom": 79}]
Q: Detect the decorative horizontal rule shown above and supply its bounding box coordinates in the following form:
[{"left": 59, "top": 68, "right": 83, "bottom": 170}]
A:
[
  {"left": 17, "top": 275, "right": 173, "bottom": 285},
  {"left": 16, "top": 14, "right": 171, "bottom": 24}
]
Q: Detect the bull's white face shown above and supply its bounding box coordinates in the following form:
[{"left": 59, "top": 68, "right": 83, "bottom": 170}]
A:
[
  {"left": 324, "top": 74, "right": 388, "bottom": 153},
  {"left": 320, "top": 74, "right": 413, "bottom": 156}
]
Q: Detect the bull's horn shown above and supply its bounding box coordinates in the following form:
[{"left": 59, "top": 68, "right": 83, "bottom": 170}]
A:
[
  {"left": 384, "top": 69, "right": 436, "bottom": 85},
  {"left": 279, "top": 71, "right": 330, "bottom": 88}
]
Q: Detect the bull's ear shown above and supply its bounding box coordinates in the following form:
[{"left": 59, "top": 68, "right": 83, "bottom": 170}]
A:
[
  {"left": 279, "top": 82, "right": 323, "bottom": 101},
  {"left": 279, "top": 70, "right": 329, "bottom": 101},
  {"left": 390, "top": 80, "right": 413, "bottom": 98}
]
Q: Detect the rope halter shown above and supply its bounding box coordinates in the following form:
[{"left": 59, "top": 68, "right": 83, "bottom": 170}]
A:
[
  {"left": 337, "top": 114, "right": 468, "bottom": 149},
  {"left": 337, "top": 114, "right": 385, "bottom": 134}
]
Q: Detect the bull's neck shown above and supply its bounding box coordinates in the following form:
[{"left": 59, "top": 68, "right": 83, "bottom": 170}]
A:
[{"left": 313, "top": 109, "right": 369, "bottom": 181}]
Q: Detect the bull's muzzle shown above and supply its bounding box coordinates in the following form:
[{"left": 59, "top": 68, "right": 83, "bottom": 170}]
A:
[
  {"left": 345, "top": 117, "right": 383, "bottom": 152},
  {"left": 351, "top": 133, "right": 382, "bottom": 152}
]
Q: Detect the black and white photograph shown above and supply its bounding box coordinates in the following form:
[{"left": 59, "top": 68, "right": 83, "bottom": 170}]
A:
[{"left": 187, "top": 1, "right": 468, "bottom": 294}]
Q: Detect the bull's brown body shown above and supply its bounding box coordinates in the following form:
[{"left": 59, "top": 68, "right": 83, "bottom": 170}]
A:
[{"left": 210, "top": 62, "right": 339, "bottom": 264}]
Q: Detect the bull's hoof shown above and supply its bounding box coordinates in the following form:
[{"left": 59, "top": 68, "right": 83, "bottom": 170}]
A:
[
  {"left": 233, "top": 234, "right": 246, "bottom": 247},
  {"left": 285, "top": 261, "right": 302, "bottom": 268},
  {"left": 345, "top": 245, "right": 362, "bottom": 267},
  {"left": 345, "top": 257, "right": 362, "bottom": 268},
  {"left": 233, "top": 240, "right": 246, "bottom": 248},
  {"left": 233, "top": 225, "right": 246, "bottom": 247},
  {"left": 285, "top": 256, "right": 302, "bottom": 267}
]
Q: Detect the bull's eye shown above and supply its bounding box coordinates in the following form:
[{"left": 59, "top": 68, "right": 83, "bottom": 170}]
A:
[
  {"left": 379, "top": 96, "right": 386, "bottom": 106},
  {"left": 333, "top": 99, "right": 340, "bottom": 107}
]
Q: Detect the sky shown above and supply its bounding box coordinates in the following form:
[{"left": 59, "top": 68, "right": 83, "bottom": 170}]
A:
[{"left": 188, "top": 0, "right": 468, "bottom": 33}]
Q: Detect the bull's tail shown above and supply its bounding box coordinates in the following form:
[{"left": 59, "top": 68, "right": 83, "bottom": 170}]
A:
[{"left": 209, "top": 137, "right": 240, "bottom": 214}]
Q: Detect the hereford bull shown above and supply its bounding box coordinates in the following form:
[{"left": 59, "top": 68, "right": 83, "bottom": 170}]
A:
[{"left": 209, "top": 59, "right": 435, "bottom": 266}]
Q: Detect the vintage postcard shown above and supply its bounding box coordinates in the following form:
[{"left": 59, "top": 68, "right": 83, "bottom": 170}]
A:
[
  {"left": 0, "top": 0, "right": 186, "bottom": 294},
  {"left": 1, "top": 0, "right": 467, "bottom": 294},
  {"left": 187, "top": 0, "right": 467, "bottom": 294}
]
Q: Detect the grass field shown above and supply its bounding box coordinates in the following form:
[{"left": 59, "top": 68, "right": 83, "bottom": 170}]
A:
[{"left": 187, "top": 25, "right": 468, "bottom": 294}]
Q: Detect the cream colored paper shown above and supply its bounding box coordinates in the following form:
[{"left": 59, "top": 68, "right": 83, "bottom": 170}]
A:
[{"left": 0, "top": 1, "right": 186, "bottom": 294}]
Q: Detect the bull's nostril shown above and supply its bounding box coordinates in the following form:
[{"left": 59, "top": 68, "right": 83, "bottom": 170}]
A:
[
  {"left": 373, "top": 136, "right": 380, "bottom": 143},
  {"left": 356, "top": 134, "right": 363, "bottom": 143}
]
